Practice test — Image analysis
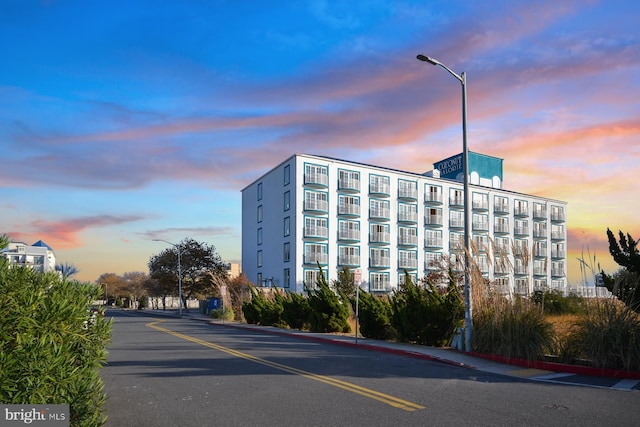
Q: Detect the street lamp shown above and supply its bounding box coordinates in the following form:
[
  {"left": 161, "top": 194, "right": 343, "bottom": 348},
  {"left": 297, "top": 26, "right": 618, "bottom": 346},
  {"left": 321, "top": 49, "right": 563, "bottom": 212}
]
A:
[
  {"left": 153, "top": 239, "right": 183, "bottom": 317},
  {"left": 417, "top": 54, "right": 472, "bottom": 352}
]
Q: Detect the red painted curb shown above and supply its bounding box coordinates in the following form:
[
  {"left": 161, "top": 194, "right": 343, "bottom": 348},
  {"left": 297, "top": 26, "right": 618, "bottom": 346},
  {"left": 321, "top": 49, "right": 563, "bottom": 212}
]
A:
[{"left": 468, "top": 352, "right": 640, "bottom": 380}]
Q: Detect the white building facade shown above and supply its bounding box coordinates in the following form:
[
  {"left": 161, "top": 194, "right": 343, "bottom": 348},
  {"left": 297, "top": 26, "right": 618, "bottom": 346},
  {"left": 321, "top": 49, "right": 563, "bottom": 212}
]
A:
[
  {"left": 241, "top": 153, "right": 567, "bottom": 296},
  {"left": 1, "top": 240, "right": 57, "bottom": 273}
]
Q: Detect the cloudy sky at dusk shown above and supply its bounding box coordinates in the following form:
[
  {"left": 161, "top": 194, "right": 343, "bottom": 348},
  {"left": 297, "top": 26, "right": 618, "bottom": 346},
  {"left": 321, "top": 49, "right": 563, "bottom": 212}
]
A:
[{"left": 1, "top": 0, "right": 638, "bottom": 285}]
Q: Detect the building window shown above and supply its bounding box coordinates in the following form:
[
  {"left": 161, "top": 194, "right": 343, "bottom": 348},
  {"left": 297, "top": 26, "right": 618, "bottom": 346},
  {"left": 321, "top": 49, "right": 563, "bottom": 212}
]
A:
[
  {"left": 398, "top": 179, "right": 417, "bottom": 199},
  {"left": 425, "top": 229, "right": 442, "bottom": 248},
  {"left": 494, "top": 236, "right": 509, "bottom": 253},
  {"left": 304, "top": 243, "right": 328, "bottom": 265},
  {"left": 257, "top": 272, "right": 263, "bottom": 287},
  {"left": 398, "top": 203, "right": 417, "bottom": 222},
  {"left": 338, "top": 195, "right": 360, "bottom": 216},
  {"left": 284, "top": 164, "right": 290, "bottom": 186},
  {"left": 494, "top": 196, "right": 509, "bottom": 214},
  {"left": 450, "top": 188, "right": 464, "bottom": 206},
  {"left": 304, "top": 163, "right": 329, "bottom": 186},
  {"left": 533, "top": 202, "right": 546, "bottom": 218},
  {"left": 450, "top": 232, "right": 464, "bottom": 251},
  {"left": 515, "top": 219, "right": 528, "bottom": 236},
  {"left": 257, "top": 205, "right": 263, "bottom": 223},
  {"left": 494, "top": 216, "right": 509, "bottom": 233},
  {"left": 370, "top": 248, "right": 390, "bottom": 268},
  {"left": 551, "top": 205, "right": 565, "bottom": 221},
  {"left": 304, "top": 190, "right": 328, "bottom": 212},
  {"left": 283, "top": 268, "right": 290, "bottom": 288},
  {"left": 257, "top": 182, "right": 263, "bottom": 201},
  {"left": 370, "top": 223, "right": 390, "bottom": 244},
  {"left": 338, "top": 169, "right": 360, "bottom": 191},
  {"left": 369, "top": 199, "right": 390, "bottom": 219},
  {"left": 284, "top": 217, "right": 290, "bottom": 237},
  {"left": 473, "top": 234, "right": 489, "bottom": 252},
  {"left": 304, "top": 217, "right": 328, "bottom": 238},
  {"left": 284, "top": 190, "right": 290, "bottom": 211},
  {"left": 338, "top": 220, "right": 360, "bottom": 241},
  {"left": 514, "top": 199, "right": 528, "bottom": 216},
  {"left": 398, "top": 226, "right": 418, "bottom": 246},
  {"left": 426, "top": 184, "right": 443, "bottom": 203},
  {"left": 257, "top": 250, "right": 263, "bottom": 267},
  {"left": 472, "top": 192, "right": 488, "bottom": 210},
  {"left": 369, "top": 174, "right": 390, "bottom": 195},
  {"left": 284, "top": 242, "right": 290, "bottom": 262},
  {"left": 369, "top": 272, "right": 390, "bottom": 291},
  {"left": 473, "top": 213, "right": 489, "bottom": 231},
  {"left": 398, "top": 250, "right": 417, "bottom": 269},
  {"left": 338, "top": 246, "right": 360, "bottom": 266},
  {"left": 425, "top": 207, "right": 442, "bottom": 226},
  {"left": 449, "top": 210, "right": 464, "bottom": 228},
  {"left": 304, "top": 269, "right": 321, "bottom": 289},
  {"left": 257, "top": 228, "right": 262, "bottom": 245},
  {"left": 425, "top": 252, "right": 442, "bottom": 270}
]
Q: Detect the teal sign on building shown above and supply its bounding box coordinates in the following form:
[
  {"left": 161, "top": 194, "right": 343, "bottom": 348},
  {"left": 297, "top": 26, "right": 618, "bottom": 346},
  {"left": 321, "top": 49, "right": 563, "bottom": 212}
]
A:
[{"left": 433, "top": 152, "right": 503, "bottom": 186}]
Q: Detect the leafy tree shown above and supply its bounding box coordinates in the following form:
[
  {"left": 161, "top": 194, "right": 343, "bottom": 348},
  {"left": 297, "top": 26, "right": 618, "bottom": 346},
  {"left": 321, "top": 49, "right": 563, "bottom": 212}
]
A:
[
  {"left": 148, "top": 238, "right": 228, "bottom": 310},
  {"left": 332, "top": 267, "right": 356, "bottom": 301},
  {"left": 122, "top": 271, "right": 148, "bottom": 308},
  {"left": 357, "top": 291, "right": 394, "bottom": 340},
  {"left": 281, "top": 291, "right": 312, "bottom": 330},
  {"left": 95, "top": 273, "right": 126, "bottom": 305},
  {"left": 55, "top": 262, "right": 79, "bottom": 279},
  {"left": 607, "top": 229, "right": 640, "bottom": 273},
  {"left": 306, "top": 268, "right": 351, "bottom": 333},
  {"left": 391, "top": 273, "right": 464, "bottom": 346},
  {"left": 242, "top": 287, "right": 283, "bottom": 326},
  {"left": 605, "top": 229, "right": 640, "bottom": 311}
]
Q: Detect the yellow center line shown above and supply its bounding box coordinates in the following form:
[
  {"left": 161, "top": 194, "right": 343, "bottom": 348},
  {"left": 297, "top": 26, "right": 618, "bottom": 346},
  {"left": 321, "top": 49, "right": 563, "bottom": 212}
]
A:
[{"left": 146, "top": 321, "right": 424, "bottom": 412}]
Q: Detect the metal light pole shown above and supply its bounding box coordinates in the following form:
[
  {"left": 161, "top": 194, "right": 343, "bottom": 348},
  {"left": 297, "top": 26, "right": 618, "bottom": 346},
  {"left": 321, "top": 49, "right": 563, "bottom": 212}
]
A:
[
  {"left": 417, "top": 54, "right": 472, "bottom": 352},
  {"left": 153, "top": 239, "right": 183, "bottom": 317}
]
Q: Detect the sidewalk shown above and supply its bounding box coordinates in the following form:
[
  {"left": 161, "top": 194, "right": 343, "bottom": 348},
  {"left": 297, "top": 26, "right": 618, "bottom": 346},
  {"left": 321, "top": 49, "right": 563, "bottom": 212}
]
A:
[{"left": 141, "top": 308, "right": 640, "bottom": 388}]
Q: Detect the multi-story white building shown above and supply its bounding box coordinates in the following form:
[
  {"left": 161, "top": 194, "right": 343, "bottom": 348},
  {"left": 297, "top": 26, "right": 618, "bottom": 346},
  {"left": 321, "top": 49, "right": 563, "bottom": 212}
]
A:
[
  {"left": 241, "top": 153, "right": 567, "bottom": 295},
  {"left": 1, "top": 240, "right": 57, "bottom": 273}
]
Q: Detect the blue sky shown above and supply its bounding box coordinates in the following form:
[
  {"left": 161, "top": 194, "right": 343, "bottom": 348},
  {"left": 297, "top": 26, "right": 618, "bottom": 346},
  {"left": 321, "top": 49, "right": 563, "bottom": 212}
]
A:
[{"left": 1, "top": 0, "right": 639, "bottom": 284}]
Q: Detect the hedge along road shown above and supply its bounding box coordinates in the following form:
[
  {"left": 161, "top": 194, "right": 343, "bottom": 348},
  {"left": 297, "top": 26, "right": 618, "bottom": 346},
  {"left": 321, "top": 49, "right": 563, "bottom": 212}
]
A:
[{"left": 102, "top": 310, "right": 640, "bottom": 427}]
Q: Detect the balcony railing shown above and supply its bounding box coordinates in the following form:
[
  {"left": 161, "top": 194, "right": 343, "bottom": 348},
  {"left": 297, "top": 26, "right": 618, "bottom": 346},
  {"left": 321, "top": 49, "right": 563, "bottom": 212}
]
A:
[
  {"left": 473, "top": 221, "right": 489, "bottom": 231},
  {"left": 552, "top": 268, "right": 565, "bottom": 277},
  {"left": 552, "top": 231, "right": 565, "bottom": 240},
  {"left": 370, "top": 256, "right": 390, "bottom": 268},
  {"left": 551, "top": 212, "right": 566, "bottom": 222},
  {"left": 338, "top": 178, "right": 360, "bottom": 192},
  {"left": 398, "top": 259, "right": 418, "bottom": 269},
  {"left": 303, "top": 226, "right": 328, "bottom": 239},
  {"left": 425, "top": 237, "right": 443, "bottom": 248},
  {"left": 551, "top": 249, "right": 565, "bottom": 259},
  {"left": 494, "top": 223, "right": 509, "bottom": 234},
  {"left": 514, "top": 206, "right": 529, "bottom": 216},
  {"left": 338, "top": 229, "right": 360, "bottom": 241},
  {"left": 494, "top": 202, "right": 509, "bottom": 214},
  {"left": 304, "top": 199, "right": 328, "bottom": 212},
  {"left": 370, "top": 232, "right": 390, "bottom": 244},
  {"left": 514, "top": 226, "right": 529, "bottom": 236},
  {"left": 304, "top": 253, "right": 328, "bottom": 265},
  {"left": 472, "top": 200, "right": 489, "bottom": 210},
  {"left": 369, "top": 208, "right": 390, "bottom": 220},
  {"left": 425, "top": 192, "right": 443, "bottom": 204},
  {"left": 338, "top": 255, "right": 360, "bottom": 266},
  {"left": 398, "top": 187, "right": 418, "bottom": 200},
  {"left": 369, "top": 182, "right": 390, "bottom": 195},
  {"left": 338, "top": 204, "right": 360, "bottom": 216},
  {"left": 398, "top": 211, "right": 418, "bottom": 223},
  {"left": 304, "top": 172, "right": 329, "bottom": 187},
  {"left": 370, "top": 279, "right": 390, "bottom": 292},
  {"left": 450, "top": 196, "right": 464, "bottom": 207},
  {"left": 398, "top": 234, "right": 418, "bottom": 246},
  {"left": 533, "top": 208, "right": 547, "bottom": 219},
  {"left": 425, "top": 214, "right": 443, "bottom": 226}
]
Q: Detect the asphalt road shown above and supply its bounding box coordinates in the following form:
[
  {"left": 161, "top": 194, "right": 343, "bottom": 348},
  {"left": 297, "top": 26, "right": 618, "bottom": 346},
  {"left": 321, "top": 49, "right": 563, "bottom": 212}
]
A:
[{"left": 102, "top": 310, "right": 640, "bottom": 426}]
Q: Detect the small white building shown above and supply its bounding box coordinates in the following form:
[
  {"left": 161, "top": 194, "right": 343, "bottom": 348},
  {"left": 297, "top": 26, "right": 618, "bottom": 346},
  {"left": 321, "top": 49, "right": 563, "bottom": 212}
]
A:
[
  {"left": 241, "top": 153, "right": 568, "bottom": 296},
  {"left": 1, "top": 240, "right": 57, "bottom": 273}
]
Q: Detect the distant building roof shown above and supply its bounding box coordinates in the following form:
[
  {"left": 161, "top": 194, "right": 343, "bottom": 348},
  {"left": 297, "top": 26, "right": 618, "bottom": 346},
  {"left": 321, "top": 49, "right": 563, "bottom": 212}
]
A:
[{"left": 32, "top": 240, "right": 53, "bottom": 250}]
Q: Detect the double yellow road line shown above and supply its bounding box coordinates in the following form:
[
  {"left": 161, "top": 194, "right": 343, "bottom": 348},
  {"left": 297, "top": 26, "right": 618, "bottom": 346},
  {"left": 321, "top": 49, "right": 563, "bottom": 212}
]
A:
[{"left": 146, "top": 321, "right": 424, "bottom": 412}]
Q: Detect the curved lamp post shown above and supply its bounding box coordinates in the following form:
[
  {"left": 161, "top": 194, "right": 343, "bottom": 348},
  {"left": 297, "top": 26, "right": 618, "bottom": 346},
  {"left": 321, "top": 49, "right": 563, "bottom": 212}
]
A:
[
  {"left": 153, "top": 239, "right": 183, "bottom": 317},
  {"left": 417, "top": 54, "right": 472, "bottom": 352}
]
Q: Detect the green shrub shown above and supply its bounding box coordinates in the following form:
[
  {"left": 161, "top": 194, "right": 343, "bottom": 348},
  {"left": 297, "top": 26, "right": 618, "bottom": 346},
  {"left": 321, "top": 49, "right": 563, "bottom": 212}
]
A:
[
  {"left": 241, "top": 287, "right": 284, "bottom": 326},
  {"left": 306, "top": 270, "right": 351, "bottom": 333},
  {"left": 357, "top": 291, "right": 395, "bottom": 340},
  {"left": 390, "top": 274, "right": 464, "bottom": 346},
  {"left": 561, "top": 298, "right": 640, "bottom": 371},
  {"left": 533, "top": 289, "right": 586, "bottom": 315},
  {"left": 0, "top": 265, "right": 112, "bottom": 426},
  {"left": 472, "top": 297, "right": 554, "bottom": 361},
  {"left": 281, "top": 292, "right": 311, "bottom": 330}
]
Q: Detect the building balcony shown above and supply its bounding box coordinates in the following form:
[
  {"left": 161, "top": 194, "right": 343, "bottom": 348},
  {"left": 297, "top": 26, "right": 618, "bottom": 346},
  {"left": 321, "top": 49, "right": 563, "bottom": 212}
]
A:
[
  {"left": 304, "top": 253, "right": 328, "bottom": 265},
  {"left": 338, "top": 255, "right": 360, "bottom": 267},
  {"left": 398, "top": 259, "right": 418, "bottom": 269},
  {"left": 425, "top": 237, "right": 443, "bottom": 248},
  {"left": 304, "top": 200, "right": 328, "bottom": 212},
  {"left": 338, "top": 178, "right": 360, "bottom": 192},
  {"left": 338, "top": 229, "right": 360, "bottom": 241},
  {"left": 551, "top": 250, "right": 565, "bottom": 259},
  {"left": 398, "top": 211, "right": 418, "bottom": 223},
  {"left": 551, "top": 212, "right": 566, "bottom": 222},
  {"left": 370, "top": 232, "right": 390, "bottom": 244},
  {"left": 369, "top": 208, "right": 390, "bottom": 220},
  {"left": 338, "top": 204, "right": 360, "bottom": 216},
  {"left": 533, "top": 208, "right": 547, "bottom": 219},
  {"left": 369, "top": 183, "right": 390, "bottom": 196},
  {"left": 449, "top": 218, "right": 464, "bottom": 229},
  {"left": 472, "top": 200, "right": 489, "bottom": 211},
  {"left": 473, "top": 221, "right": 489, "bottom": 231},
  {"left": 303, "top": 226, "right": 329, "bottom": 239},
  {"left": 533, "top": 229, "right": 547, "bottom": 239},
  {"left": 370, "top": 279, "right": 390, "bottom": 292},
  {"left": 534, "top": 267, "right": 547, "bottom": 276},
  {"left": 514, "top": 207, "right": 529, "bottom": 217},
  {"left": 514, "top": 226, "right": 529, "bottom": 236},
  {"left": 449, "top": 196, "right": 464, "bottom": 207},
  {"left": 425, "top": 192, "right": 443, "bottom": 204},
  {"left": 424, "top": 215, "right": 443, "bottom": 227},
  {"left": 494, "top": 202, "right": 509, "bottom": 214},
  {"left": 370, "top": 256, "right": 390, "bottom": 268},
  {"left": 398, "top": 187, "right": 418, "bottom": 200},
  {"left": 551, "top": 231, "right": 565, "bottom": 240},
  {"left": 552, "top": 268, "right": 565, "bottom": 277},
  {"left": 398, "top": 235, "right": 418, "bottom": 246},
  {"left": 304, "top": 173, "right": 329, "bottom": 187},
  {"left": 494, "top": 224, "right": 509, "bottom": 234}
]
